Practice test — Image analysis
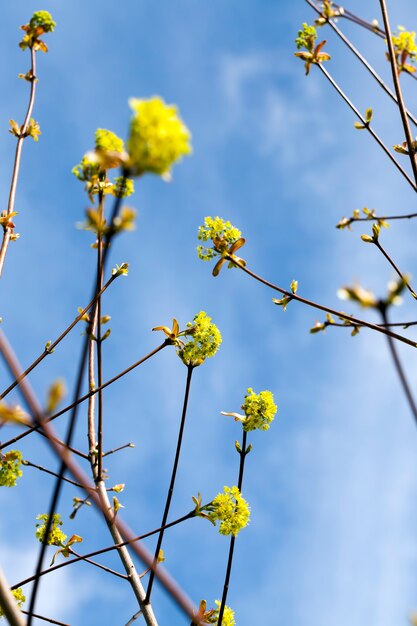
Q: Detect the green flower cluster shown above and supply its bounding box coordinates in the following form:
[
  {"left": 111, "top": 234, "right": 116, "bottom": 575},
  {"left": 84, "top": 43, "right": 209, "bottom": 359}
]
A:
[
  {"left": 0, "top": 587, "right": 25, "bottom": 619},
  {"left": 20, "top": 11, "right": 55, "bottom": 52},
  {"left": 35, "top": 513, "right": 67, "bottom": 546},
  {"left": 295, "top": 23, "right": 317, "bottom": 51},
  {"left": 0, "top": 450, "right": 23, "bottom": 487},
  {"left": 72, "top": 128, "right": 134, "bottom": 203},
  {"left": 127, "top": 96, "right": 191, "bottom": 178},
  {"left": 178, "top": 311, "right": 222, "bottom": 367},
  {"left": 95, "top": 128, "right": 124, "bottom": 154},
  {"left": 197, "top": 216, "right": 242, "bottom": 262},
  {"left": 241, "top": 388, "right": 277, "bottom": 432},
  {"left": 208, "top": 486, "right": 250, "bottom": 536},
  {"left": 390, "top": 26, "right": 417, "bottom": 73}
]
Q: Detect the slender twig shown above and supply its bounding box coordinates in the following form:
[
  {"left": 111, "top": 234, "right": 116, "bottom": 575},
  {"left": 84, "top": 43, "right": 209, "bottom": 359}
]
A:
[
  {"left": 103, "top": 442, "right": 135, "bottom": 457},
  {"left": 13, "top": 511, "right": 195, "bottom": 589},
  {"left": 22, "top": 459, "right": 86, "bottom": 488},
  {"left": 317, "top": 64, "right": 417, "bottom": 192},
  {"left": 0, "top": 48, "right": 38, "bottom": 278},
  {"left": 20, "top": 610, "right": 70, "bottom": 626},
  {"left": 0, "top": 272, "right": 118, "bottom": 400},
  {"left": 379, "top": 0, "right": 417, "bottom": 184},
  {"left": 96, "top": 210, "right": 104, "bottom": 481},
  {"left": 231, "top": 259, "right": 417, "bottom": 348},
  {"left": 373, "top": 239, "right": 417, "bottom": 299},
  {"left": 69, "top": 549, "right": 127, "bottom": 580},
  {"left": 339, "top": 211, "right": 417, "bottom": 226},
  {"left": 305, "top": 0, "right": 417, "bottom": 126},
  {"left": 0, "top": 341, "right": 168, "bottom": 451},
  {"left": 125, "top": 610, "right": 143, "bottom": 626},
  {"left": 217, "top": 430, "right": 248, "bottom": 625},
  {"left": 380, "top": 306, "right": 417, "bottom": 426},
  {"left": 0, "top": 332, "right": 203, "bottom": 625},
  {"left": 145, "top": 364, "right": 195, "bottom": 603}
]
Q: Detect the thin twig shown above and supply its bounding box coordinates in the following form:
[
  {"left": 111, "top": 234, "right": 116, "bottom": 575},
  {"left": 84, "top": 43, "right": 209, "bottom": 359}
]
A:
[
  {"left": 0, "top": 333, "right": 203, "bottom": 625},
  {"left": 380, "top": 307, "right": 417, "bottom": 426},
  {"left": 103, "top": 442, "right": 135, "bottom": 457},
  {"left": 0, "top": 48, "right": 38, "bottom": 278},
  {"left": 20, "top": 610, "right": 70, "bottom": 626},
  {"left": 217, "top": 430, "right": 248, "bottom": 625},
  {"left": 317, "top": 64, "right": 417, "bottom": 192},
  {"left": 379, "top": 0, "right": 417, "bottom": 184},
  {"left": 13, "top": 511, "right": 194, "bottom": 590},
  {"left": 69, "top": 549, "right": 128, "bottom": 580},
  {"left": 146, "top": 364, "right": 194, "bottom": 603},
  {"left": 231, "top": 259, "right": 417, "bottom": 348},
  {"left": 23, "top": 459, "right": 86, "bottom": 488},
  {"left": 305, "top": 0, "right": 417, "bottom": 126},
  {"left": 0, "top": 341, "right": 168, "bottom": 452},
  {"left": 125, "top": 610, "right": 143, "bottom": 626},
  {"left": 0, "top": 272, "right": 118, "bottom": 400},
  {"left": 373, "top": 239, "right": 417, "bottom": 299}
]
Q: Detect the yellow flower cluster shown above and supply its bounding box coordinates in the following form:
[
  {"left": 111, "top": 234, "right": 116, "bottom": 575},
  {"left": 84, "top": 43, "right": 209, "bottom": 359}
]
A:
[
  {"left": 178, "top": 311, "right": 222, "bottom": 367},
  {"left": 0, "top": 587, "right": 25, "bottom": 618},
  {"left": 127, "top": 97, "right": 191, "bottom": 178},
  {"left": 211, "top": 601, "right": 235, "bottom": 626},
  {"left": 197, "top": 216, "right": 242, "bottom": 262},
  {"left": 0, "top": 450, "right": 23, "bottom": 487},
  {"left": 19, "top": 11, "right": 56, "bottom": 52},
  {"left": 208, "top": 486, "right": 250, "bottom": 536},
  {"left": 35, "top": 513, "right": 67, "bottom": 546},
  {"left": 241, "top": 388, "right": 277, "bottom": 432}
]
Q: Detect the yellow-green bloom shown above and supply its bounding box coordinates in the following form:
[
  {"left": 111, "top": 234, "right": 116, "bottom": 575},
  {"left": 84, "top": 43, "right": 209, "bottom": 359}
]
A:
[
  {"left": 127, "top": 96, "right": 191, "bottom": 178},
  {"left": 113, "top": 176, "right": 134, "bottom": 198},
  {"left": 241, "top": 388, "right": 277, "bottom": 432},
  {"left": 197, "top": 216, "right": 246, "bottom": 276},
  {"left": 390, "top": 27, "right": 417, "bottom": 73},
  {"left": 0, "top": 450, "right": 23, "bottom": 487},
  {"left": 208, "top": 486, "right": 250, "bottom": 536},
  {"left": 19, "top": 11, "right": 55, "bottom": 52},
  {"left": 0, "top": 587, "right": 25, "bottom": 619},
  {"left": 35, "top": 513, "right": 67, "bottom": 546},
  {"left": 177, "top": 311, "right": 222, "bottom": 367},
  {"left": 95, "top": 128, "right": 124, "bottom": 154}
]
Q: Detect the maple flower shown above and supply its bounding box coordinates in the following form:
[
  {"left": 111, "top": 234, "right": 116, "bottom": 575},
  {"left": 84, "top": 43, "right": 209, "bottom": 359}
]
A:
[
  {"left": 35, "top": 513, "right": 67, "bottom": 546},
  {"left": 0, "top": 450, "right": 23, "bottom": 487},
  {"left": 177, "top": 311, "right": 222, "bottom": 367},
  {"left": 19, "top": 11, "right": 56, "bottom": 52},
  {"left": 127, "top": 96, "right": 191, "bottom": 178},
  {"left": 197, "top": 216, "right": 246, "bottom": 276},
  {"left": 207, "top": 486, "right": 250, "bottom": 536}
]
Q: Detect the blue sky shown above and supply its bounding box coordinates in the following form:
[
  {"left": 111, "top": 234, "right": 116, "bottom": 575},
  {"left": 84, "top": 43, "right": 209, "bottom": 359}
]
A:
[{"left": 2, "top": 1, "right": 417, "bottom": 625}]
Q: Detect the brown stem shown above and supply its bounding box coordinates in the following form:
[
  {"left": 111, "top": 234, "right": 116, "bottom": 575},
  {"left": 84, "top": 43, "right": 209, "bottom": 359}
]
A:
[
  {"left": 69, "top": 549, "right": 127, "bottom": 580},
  {"left": 374, "top": 240, "right": 417, "bottom": 299},
  {"left": 317, "top": 64, "right": 417, "bottom": 192},
  {"left": 232, "top": 260, "right": 417, "bottom": 348},
  {"left": 0, "top": 272, "right": 117, "bottom": 400},
  {"left": 103, "top": 442, "right": 134, "bottom": 457},
  {"left": 0, "top": 333, "right": 203, "bottom": 625},
  {"left": 379, "top": 0, "right": 417, "bottom": 184},
  {"left": 380, "top": 307, "right": 417, "bottom": 425},
  {"left": 0, "top": 48, "right": 38, "bottom": 278},
  {"left": 23, "top": 459, "right": 86, "bottom": 488},
  {"left": 305, "top": 0, "right": 417, "bottom": 126},
  {"left": 0, "top": 341, "right": 168, "bottom": 452},
  {"left": 20, "top": 610, "right": 70, "bottom": 626},
  {"left": 145, "top": 365, "right": 194, "bottom": 604}
]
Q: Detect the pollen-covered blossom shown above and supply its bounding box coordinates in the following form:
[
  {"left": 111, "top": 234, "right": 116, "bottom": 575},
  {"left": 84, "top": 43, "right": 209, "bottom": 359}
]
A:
[
  {"left": 241, "top": 388, "right": 277, "bottom": 432},
  {"left": 177, "top": 311, "right": 222, "bottom": 367},
  {"left": 35, "top": 513, "right": 67, "bottom": 546},
  {"left": 127, "top": 96, "right": 191, "bottom": 178},
  {"left": 197, "top": 217, "right": 242, "bottom": 261},
  {"left": 0, "top": 587, "right": 25, "bottom": 618},
  {"left": 0, "top": 450, "right": 23, "bottom": 487},
  {"left": 208, "top": 486, "right": 250, "bottom": 536}
]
